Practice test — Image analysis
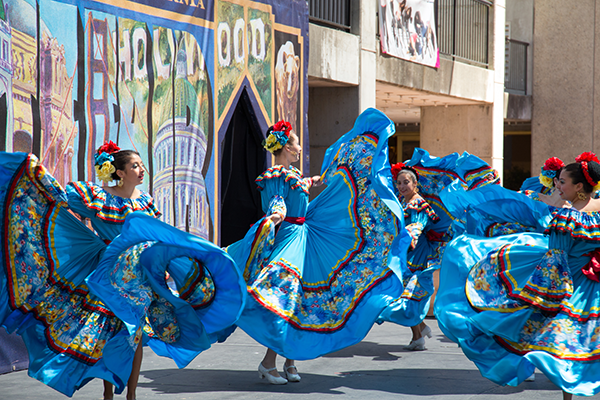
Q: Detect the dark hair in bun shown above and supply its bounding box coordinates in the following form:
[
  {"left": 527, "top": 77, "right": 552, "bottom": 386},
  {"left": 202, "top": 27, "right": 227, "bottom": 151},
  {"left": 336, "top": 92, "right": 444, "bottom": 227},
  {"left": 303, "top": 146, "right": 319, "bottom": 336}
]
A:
[
  {"left": 563, "top": 161, "right": 600, "bottom": 193},
  {"left": 110, "top": 150, "right": 140, "bottom": 181}
]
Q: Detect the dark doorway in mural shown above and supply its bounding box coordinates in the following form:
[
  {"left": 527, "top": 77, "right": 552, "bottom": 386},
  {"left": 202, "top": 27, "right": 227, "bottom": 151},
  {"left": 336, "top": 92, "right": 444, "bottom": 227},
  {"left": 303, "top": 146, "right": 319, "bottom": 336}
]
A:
[
  {"left": 13, "top": 130, "right": 33, "bottom": 153},
  {"left": 220, "top": 89, "right": 266, "bottom": 247}
]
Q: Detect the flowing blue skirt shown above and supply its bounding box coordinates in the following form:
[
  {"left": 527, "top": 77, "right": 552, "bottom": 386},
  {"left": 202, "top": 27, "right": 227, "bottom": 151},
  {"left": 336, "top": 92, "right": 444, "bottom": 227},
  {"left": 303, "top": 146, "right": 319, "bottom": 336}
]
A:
[
  {"left": 378, "top": 148, "right": 499, "bottom": 327},
  {"left": 440, "top": 181, "right": 554, "bottom": 237},
  {"left": 0, "top": 152, "right": 245, "bottom": 396},
  {"left": 435, "top": 185, "right": 600, "bottom": 396},
  {"left": 520, "top": 176, "right": 550, "bottom": 194},
  {"left": 226, "top": 108, "right": 410, "bottom": 359}
]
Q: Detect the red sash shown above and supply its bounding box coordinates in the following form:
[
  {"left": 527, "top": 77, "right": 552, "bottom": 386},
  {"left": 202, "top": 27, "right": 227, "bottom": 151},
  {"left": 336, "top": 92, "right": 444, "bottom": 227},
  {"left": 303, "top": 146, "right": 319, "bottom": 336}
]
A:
[
  {"left": 284, "top": 216, "right": 306, "bottom": 225},
  {"left": 582, "top": 249, "right": 600, "bottom": 282},
  {"left": 425, "top": 230, "right": 445, "bottom": 242}
]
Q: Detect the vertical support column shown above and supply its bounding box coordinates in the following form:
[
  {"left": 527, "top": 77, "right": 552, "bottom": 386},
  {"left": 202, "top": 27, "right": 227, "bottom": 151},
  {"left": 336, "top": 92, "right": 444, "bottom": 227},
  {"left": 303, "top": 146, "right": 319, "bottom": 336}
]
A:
[
  {"left": 532, "top": 0, "right": 596, "bottom": 168},
  {"left": 353, "top": 0, "right": 376, "bottom": 112},
  {"left": 491, "top": 0, "right": 507, "bottom": 180}
]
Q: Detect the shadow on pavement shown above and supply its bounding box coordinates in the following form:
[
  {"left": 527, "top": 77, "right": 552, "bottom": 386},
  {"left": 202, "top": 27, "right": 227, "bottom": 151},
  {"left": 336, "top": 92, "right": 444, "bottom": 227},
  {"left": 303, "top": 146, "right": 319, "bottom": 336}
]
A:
[
  {"left": 321, "top": 340, "right": 406, "bottom": 360},
  {"left": 139, "top": 368, "right": 559, "bottom": 396},
  {"left": 321, "top": 335, "right": 454, "bottom": 360}
]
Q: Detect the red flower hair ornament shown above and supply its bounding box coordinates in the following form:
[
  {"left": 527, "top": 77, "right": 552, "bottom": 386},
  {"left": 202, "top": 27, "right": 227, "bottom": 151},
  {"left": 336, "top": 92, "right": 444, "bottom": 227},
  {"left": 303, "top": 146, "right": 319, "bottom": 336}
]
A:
[
  {"left": 272, "top": 120, "right": 292, "bottom": 135},
  {"left": 543, "top": 157, "right": 565, "bottom": 172},
  {"left": 263, "top": 120, "right": 293, "bottom": 153},
  {"left": 97, "top": 140, "right": 121, "bottom": 155},
  {"left": 576, "top": 152, "right": 600, "bottom": 189},
  {"left": 576, "top": 152, "right": 600, "bottom": 164},
  {"left": 391, "top": 162, "right": 419, "bottom": 181},
  {"left": 94, "top": 141, "right": 121, "bottom": 183}
]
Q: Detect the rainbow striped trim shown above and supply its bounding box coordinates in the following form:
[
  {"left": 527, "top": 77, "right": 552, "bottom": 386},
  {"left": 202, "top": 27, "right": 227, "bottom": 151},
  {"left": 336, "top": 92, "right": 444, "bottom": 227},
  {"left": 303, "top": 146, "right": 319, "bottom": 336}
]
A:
[
  {"left": 403, "top": 197, "right": 440, "bottom": 223},
  {"left": 496, "top": 335, "right": 600, "bottom": 361},
  {"left": 69, "top": 182, "right": 161, "bottom": 222},
  {"left": 256, "top": 165, "right": 311, "bottom": 194},
  {"left": 546, "top": 208, "right": 600, "bottom": 242}
]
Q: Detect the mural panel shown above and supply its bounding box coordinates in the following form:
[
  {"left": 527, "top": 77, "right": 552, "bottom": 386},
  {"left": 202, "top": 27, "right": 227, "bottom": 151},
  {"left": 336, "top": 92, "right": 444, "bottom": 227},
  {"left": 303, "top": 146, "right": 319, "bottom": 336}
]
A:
[{"left": 0, "top": 0, "right": 308, "bottom": 243}]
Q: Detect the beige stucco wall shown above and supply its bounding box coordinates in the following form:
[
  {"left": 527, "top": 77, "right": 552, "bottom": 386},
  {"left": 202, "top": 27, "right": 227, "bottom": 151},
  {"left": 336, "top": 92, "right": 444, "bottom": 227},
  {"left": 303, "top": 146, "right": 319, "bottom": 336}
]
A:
[
  {"left": 307, "top": 86, "right": 360, "bottom": 199},
  {"left": 376, "top": 57, "right": 494, "bottom": 104},
  {"left": 532, "top": 0, "right": 600, "bottom": 170},
  {"left": 308, "top": 0, "right": 506, "bottom": 177},
  {"left": 308, "top": 24, "right": 359, "bottom": 86},
  {"left": 420, "top": 105, "right": 494, "bottom": 164}
]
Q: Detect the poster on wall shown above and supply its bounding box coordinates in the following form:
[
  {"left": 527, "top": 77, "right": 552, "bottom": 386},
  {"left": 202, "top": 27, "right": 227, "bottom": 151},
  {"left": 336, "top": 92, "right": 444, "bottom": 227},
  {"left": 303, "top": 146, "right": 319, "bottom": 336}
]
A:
[
  {"left": 379, "top": 0, "right": 439, "bottom": 68},
  {"left": 0, "top": 0, "right": 308, "bottom": 243}
]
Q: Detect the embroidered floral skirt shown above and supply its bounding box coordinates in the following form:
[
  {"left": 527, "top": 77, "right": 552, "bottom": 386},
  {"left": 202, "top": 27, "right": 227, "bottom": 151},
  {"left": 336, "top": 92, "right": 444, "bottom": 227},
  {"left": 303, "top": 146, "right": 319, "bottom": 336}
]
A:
[
  {"left": 435, "top": 230, "right": 600, "bottom": 396},
  {"left": 377, "top": 147, "right": 497, "bottom": 328},
  {"left": 0, "top": 152, "right": 245, "bottom": 396},
  {"left": 226, "top": 108, "right": 410, "bottom": 360}
]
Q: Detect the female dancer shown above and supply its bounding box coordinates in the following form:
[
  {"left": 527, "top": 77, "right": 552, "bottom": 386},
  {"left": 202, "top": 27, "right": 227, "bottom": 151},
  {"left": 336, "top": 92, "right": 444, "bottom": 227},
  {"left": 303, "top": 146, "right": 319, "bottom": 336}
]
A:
[
  {"left": 0, "top": 144, "right": 245, "bottom": 398},
  {"left": 225, "top": 109, "right": 409, "bottom": 384},
  {"left": 383, "top": 162, "right": 438, "bottom": 350},
  {"left": 76, "top": 143, "right": 157, "bottom": 400},
  {"left": 435, "top": 152, "right": 600, "bottom": 399},
  {"left": 521, "top": 156, "right": 570, "bottom": 208},
  {"left": 377, "top": 149, "right": 499, "bottom": 350},
  {"left": 254, "top": 121, "right": 320, "bottom": 384}
]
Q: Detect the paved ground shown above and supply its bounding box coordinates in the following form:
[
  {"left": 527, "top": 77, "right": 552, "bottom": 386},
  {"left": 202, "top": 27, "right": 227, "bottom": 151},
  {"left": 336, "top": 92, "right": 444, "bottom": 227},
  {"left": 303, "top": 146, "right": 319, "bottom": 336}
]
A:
[{"left": 0, "top": 318, "right": 591, "bottom": 400}]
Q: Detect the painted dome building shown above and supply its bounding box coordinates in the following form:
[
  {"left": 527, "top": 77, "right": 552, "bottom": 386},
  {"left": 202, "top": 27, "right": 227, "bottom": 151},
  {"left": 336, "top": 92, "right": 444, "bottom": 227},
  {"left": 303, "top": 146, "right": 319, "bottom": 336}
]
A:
[{"left": 153, "top": 48, "right": 209, "bottom": 239}]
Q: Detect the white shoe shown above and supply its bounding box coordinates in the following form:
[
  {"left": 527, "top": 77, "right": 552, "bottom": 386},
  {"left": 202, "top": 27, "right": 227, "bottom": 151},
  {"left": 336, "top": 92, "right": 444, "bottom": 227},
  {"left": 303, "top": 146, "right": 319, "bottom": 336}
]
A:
[
  {"left": 421, "top": 325, "right": 432, "bottom": 339},
  {"left": 258, "top": 363, "right": 287, "bottom": 385},
  {"left": 404, "top": 337, "right": 426, "bottom": 351},
  {"left": 282, "top": 364, "right": 301, "bottom": 382}
]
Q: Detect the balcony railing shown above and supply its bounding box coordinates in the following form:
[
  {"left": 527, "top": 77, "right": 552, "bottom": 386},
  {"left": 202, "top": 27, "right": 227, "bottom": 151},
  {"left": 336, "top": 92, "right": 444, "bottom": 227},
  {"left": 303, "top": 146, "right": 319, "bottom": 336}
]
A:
[
  {"left": 505, "top": 39, "right": 528, "bottom": 94},
  {"left": 437, "top": 0, "right": 491, "bottom": 67},
  {"left": 309, "top": 0, "right": 492, "bottom": 67},
  {"left": 308, "top": 0, "right": 351, "bottom": 32}
]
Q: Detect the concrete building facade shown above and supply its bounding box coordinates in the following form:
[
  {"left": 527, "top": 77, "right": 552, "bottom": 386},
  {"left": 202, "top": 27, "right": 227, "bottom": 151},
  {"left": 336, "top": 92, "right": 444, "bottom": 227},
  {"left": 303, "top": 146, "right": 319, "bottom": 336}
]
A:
[
  {"left": 496, "top": 0, "right": 600, "bottom": 183},
  {"left": 531, "top": 0, "right": 600, "bottom": 170},
  {"left": 307, "top": 0, "right": 508, "bottom": 184}
]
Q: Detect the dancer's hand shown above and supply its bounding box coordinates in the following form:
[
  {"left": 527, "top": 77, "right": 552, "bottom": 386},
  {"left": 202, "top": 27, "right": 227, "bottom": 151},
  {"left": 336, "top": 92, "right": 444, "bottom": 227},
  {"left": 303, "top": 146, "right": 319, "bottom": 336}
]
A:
[{"left": 266, "top": 213, "right": 283, "bottom": 225}]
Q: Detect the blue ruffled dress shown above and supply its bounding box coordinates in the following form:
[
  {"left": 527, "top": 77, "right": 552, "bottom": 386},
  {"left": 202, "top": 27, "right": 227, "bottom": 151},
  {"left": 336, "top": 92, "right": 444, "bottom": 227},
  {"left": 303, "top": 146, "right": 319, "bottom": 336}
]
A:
[
  {"left": 377, "top": 148, "right": 499, "bottom": 326},
  {"left": 0, "top": 152, "right": 245, "bottom": 396},
  {"left": 435, "top": 185, "right": 600, "bottom": 396},
  {"left": 405, "top": 148, "right": 500, "bottom": 257},
  {"left": 226, "top": 108, "right": 411, "bottom": 360},
  {"left": 441, "top": 181, "right": 554, "bottom": 237},
  {"left": 520, "top": 175, "right": 551, "bottom": 195},
  {"left": 377, "top": 197, "right": 440, "bottom": 326}
]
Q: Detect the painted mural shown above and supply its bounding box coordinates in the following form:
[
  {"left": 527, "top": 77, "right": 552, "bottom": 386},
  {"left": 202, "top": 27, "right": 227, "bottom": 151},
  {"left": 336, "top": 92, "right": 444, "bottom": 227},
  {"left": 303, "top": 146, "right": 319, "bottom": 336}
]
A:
[{"left": 0, "top": 0, "right": 308, "bottom": 243}]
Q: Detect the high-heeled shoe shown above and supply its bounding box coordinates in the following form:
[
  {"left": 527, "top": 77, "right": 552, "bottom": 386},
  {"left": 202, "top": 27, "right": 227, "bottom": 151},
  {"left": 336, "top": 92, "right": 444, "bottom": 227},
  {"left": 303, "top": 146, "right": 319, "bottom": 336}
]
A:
[
  {"left": 258, "top": 363, "right": 288, "bottom": 385},
  {"left": 404, "top": 337, "right": 426, "bottom": 351},
  {"left": 421, "top": 325, "right": 432, "bottom": 339},
  {"left": 282, "top": 364, "right": 301, "bottom": 382}
]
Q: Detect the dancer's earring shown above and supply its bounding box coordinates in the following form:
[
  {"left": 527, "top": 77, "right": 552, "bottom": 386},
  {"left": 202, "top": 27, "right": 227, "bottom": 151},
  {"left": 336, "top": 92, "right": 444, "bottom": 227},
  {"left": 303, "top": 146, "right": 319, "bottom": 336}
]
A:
[
  {"left": 117, "top": 179, "right": 124, "bottom": 187},
  {"left": 577, "top": 191, "right": 587, "bottom": 201}
]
